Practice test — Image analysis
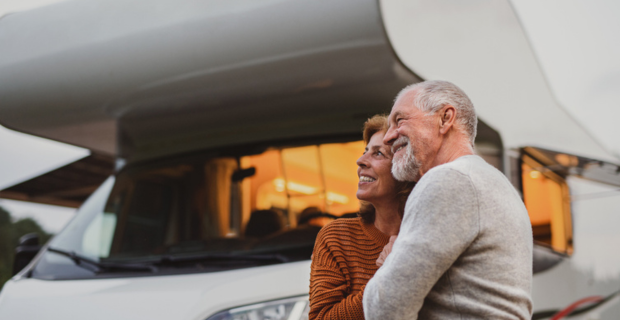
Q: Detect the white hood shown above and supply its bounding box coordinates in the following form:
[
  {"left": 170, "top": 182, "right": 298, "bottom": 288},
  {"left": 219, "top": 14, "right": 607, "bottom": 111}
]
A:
[{"left": 0, "top": 261, "right": 311, "bottom": 320}]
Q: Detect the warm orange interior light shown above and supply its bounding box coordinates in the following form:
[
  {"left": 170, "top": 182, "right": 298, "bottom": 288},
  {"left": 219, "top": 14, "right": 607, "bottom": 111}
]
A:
[
  {"left": 522, "top": 159, "right": 572, "bottom": 254},
  {"left": 243, "top": 141, "right": 364, "bottom": 217},
  {"left": 272, "top": 178, "right": 318, "bottom": 195},
  {"left": 523, "top": 165, "right": 554, "bottom": 226},
  {"left": 326, "top": 192, "right": 349, "bottom": 204}
]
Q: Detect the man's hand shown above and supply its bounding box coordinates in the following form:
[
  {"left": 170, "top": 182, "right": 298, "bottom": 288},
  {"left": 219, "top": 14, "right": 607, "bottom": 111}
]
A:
[{"left": 376, "top": 235, "right": 397, "bottom": 267}]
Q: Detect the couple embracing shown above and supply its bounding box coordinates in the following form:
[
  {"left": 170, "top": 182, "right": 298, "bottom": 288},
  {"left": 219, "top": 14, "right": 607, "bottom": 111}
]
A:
[{"left": 309, "top": 80, "right": 533, "bottom": 320}]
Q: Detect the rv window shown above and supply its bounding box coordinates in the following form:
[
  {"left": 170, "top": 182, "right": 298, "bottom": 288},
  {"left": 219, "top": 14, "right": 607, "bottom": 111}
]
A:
[{"left": 521, "top": 154, "right": 573, "bottom": 254}]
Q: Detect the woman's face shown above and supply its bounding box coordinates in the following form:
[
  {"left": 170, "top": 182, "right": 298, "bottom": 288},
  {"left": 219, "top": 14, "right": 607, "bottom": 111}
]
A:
[{"left": 356, "top": 131, "right": 399, "bottom": 204}]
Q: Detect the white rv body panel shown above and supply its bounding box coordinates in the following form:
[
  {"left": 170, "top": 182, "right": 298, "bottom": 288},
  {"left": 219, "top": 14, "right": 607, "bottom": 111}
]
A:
[
  {"left": 380, "top": 0, "right": 616, "bottom": 162},
  {"left": 0, "top": 262, "right": 310, "bottom": 320}
]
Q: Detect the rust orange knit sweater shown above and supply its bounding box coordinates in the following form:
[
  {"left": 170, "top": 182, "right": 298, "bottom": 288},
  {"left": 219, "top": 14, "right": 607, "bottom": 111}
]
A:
[{"left": 309, "top": 217, "right": 390, "bottom": 320}]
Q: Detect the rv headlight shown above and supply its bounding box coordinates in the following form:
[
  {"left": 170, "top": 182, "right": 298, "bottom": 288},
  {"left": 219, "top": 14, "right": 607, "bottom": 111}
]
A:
[{"left": 206, "top": 296, "right": 309, "bottom": 320}]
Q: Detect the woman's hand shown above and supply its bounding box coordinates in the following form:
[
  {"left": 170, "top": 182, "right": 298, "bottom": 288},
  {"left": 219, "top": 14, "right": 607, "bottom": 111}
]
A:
[{"left": 376, "top": 235, "right": 397, "bottom": 267}]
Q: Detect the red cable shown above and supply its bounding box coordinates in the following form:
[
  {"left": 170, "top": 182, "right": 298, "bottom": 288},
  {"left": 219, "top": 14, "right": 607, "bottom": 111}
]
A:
[{"left": 550, "top": 296, "right": 604, "bottom": 320}]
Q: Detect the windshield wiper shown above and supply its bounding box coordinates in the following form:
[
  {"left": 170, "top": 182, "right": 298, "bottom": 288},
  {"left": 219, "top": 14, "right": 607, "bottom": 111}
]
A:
[
  {"left": 47, "top": 247, "right": 158, "bottom": 273},
  {"left": 155, "top": 252, "right": 290, "bottom": 265}
]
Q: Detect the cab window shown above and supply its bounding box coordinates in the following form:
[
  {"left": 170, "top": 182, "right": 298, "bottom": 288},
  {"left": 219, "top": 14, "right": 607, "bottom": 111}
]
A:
[{"left": 36, "top": 139, "right": 365, "bottom": 279}]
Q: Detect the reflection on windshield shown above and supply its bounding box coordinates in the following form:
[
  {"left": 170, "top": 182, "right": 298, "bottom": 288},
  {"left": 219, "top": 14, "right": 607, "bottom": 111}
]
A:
[{"left": 35, "top": 141, "right": 364, "bottom": 279}]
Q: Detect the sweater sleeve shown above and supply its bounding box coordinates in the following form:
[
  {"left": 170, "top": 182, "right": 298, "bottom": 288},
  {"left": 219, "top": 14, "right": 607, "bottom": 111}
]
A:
[
  {"left": 363, "top": 168, "right": 480, "bottom": 320},
  {"left": 309, "top": 229, "right": 365, "bottom": 320}
]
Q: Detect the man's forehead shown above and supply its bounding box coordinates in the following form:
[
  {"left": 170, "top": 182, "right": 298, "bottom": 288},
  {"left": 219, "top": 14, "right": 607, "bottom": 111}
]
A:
[
  {"left": 397, "top": 88, "right": 417, "bottom": 103},
  {"left": 390, "top": 102, "right": 414, "bottom": 121},
  {"left": 390, "top": 90, "right": 417, "bottom": 115}
]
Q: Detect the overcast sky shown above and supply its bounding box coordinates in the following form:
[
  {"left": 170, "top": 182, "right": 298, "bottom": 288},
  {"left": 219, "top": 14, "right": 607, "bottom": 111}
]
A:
[
  {"left": 0, "top": 0, "right": 619, "bottom": 233},
  {"left": 0, "top": 126, "right": 85, "bottom": 233}
]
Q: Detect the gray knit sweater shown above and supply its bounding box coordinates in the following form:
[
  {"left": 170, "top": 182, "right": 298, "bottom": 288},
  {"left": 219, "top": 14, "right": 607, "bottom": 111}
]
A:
[{"left": 363, "top": 155, "right": 532, "bottom": 320}]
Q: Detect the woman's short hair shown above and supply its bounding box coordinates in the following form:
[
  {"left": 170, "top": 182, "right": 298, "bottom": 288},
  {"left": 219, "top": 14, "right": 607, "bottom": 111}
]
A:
[{"left": 358, "top": 114, "right": 416, "bottom": 223}]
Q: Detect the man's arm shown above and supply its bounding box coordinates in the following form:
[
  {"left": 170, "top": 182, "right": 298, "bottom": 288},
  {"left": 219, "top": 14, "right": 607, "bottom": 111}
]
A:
[{"left": 363, "top": 168, "right": 480, "bottom": 320}]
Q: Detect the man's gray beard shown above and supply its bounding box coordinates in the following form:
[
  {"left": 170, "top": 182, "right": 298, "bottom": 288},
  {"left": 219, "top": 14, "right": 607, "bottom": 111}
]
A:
[{"left": 392, "top": 137, "right": 421, "bottom": 182}]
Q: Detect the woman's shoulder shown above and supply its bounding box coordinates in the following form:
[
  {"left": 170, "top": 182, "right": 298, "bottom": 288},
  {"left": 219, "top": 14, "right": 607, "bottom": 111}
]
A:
[
  {"left": 315, "top": 217, "right": 364, "bottom": 242},
  {"left": 323, "top": 216, "right": 363, "bottom": 232}
]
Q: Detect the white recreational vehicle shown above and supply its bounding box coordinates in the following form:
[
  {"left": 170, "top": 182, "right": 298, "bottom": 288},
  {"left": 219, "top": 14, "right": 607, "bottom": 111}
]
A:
[{"left": 0, "top": 0, "right": 619, "bottom": 319}]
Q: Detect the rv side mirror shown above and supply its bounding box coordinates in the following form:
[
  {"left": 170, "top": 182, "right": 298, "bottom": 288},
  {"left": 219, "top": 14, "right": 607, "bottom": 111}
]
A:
[
  {"left": 232, "top": 167, "right": 256, "bottom": 182},
  {"left": 13, "top": 233, "right": 42, "bottom": 276}
]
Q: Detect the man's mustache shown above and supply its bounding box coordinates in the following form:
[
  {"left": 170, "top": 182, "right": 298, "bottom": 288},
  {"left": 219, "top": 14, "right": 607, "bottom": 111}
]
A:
[{"left": 391, "top": 136, "right": 409, "bottom": 154}]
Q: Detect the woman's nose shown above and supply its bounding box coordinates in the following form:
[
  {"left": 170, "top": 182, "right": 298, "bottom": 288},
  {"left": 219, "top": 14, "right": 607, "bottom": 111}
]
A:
[{"left": 356, "top": 153, "right": 369, "bottom": 168}]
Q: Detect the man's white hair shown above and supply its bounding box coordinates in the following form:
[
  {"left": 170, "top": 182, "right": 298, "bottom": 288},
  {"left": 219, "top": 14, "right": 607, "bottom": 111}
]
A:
[{"left": 396, "top": 80, "right": 477, "bottom": 145}]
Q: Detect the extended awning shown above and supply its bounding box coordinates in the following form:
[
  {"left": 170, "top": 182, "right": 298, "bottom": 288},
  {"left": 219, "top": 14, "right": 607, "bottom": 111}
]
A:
[{"left": 0, "top": 154, "right": 114, "bottom": 208}]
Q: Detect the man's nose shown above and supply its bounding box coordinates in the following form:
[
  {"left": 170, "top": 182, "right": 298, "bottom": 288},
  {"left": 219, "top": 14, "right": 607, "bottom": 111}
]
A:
[{"left": 383, "top": 126, "right": 398, "bottom": 146}]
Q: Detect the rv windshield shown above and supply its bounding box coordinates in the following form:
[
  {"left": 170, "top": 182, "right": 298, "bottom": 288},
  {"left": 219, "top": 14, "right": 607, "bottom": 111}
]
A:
[{"left": 31, "top": 141, "right": 364, "bottom": 280}]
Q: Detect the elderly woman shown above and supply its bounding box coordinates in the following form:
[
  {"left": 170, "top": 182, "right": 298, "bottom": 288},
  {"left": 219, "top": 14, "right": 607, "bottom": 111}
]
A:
[{"left": 309, "top": 115, "right": 415, "bottom": 320}]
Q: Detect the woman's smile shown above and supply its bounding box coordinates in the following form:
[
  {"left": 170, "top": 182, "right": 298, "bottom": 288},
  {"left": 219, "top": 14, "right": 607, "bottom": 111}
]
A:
[
  {"left": 356, "top": 131, "right": 398, "bottom": 203},
  {"left": 359, "top": 175, "right": 376, "bottom": 184}
]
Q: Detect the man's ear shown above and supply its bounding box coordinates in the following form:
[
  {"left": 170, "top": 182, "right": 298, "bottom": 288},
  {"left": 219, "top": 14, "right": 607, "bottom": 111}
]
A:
[{"left": 439, "top": 105, "right": 456, "bottom": 135}]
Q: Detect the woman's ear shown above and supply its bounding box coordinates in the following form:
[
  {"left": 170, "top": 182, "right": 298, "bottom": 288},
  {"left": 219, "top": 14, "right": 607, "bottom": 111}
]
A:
[{"left": 439, "top": 105, "right": 456, "bottom": 135}]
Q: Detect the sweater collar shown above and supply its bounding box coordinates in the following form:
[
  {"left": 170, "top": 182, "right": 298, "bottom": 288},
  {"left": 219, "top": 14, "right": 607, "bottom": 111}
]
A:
[{"left": 359, "top": 218, "right": 390, "bottom": 246}]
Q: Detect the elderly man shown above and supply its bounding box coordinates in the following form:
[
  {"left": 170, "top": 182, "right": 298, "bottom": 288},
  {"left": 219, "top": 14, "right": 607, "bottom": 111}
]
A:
[{"left": 363, "top": 80, "right": 533, "bottom": 319}]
